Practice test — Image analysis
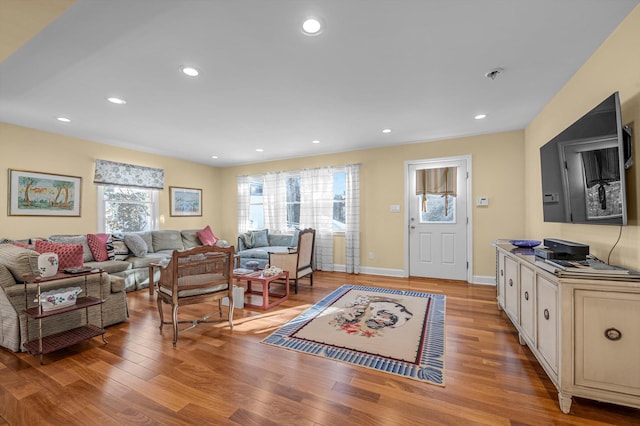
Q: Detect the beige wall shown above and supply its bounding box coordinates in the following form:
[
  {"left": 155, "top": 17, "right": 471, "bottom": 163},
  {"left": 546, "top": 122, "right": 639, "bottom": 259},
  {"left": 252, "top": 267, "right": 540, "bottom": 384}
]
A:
[
  {"left": 218, "top": 130, "right": 525, "bottom": 278},
  {"left": 525, "top": 5, "right": 640, "bottom": 271},
  {"left": 0, "top": 123, "right": 225, "bottom": 241}
]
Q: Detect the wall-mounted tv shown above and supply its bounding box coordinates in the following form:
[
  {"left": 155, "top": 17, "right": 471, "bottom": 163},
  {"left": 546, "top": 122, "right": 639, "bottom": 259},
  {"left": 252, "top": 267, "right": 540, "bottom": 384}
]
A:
[{"left": 540, "top": 92, "right": 633, "bottom": 225}]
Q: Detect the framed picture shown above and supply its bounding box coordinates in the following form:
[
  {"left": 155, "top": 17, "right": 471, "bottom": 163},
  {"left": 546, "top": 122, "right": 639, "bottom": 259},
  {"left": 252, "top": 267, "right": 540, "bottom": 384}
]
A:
[
  {"left": 8, "top": 169, "right": 82, "bottom": 216},
  {"left": 170, "top": 186, "right": 202, "bottom": 216}
]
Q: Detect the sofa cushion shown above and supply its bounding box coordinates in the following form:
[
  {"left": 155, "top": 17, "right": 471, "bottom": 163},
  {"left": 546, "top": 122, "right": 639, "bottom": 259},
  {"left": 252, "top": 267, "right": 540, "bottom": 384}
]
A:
[
  {"left": 49, "top": 235, "right": 94, "bottom": 262},
  {"left": 180, "top": 229, "right": 202, "bottom": 249},
  {"left": 196, "top": 225, "right": 218, "bottom": 246},
  {"left": 87, "top": 233, "right": 110, "bottom": 262},
  {"left": 126, "top": 253, "right": 169, "bottom": 269},
  {"left": 152, "top": 230, "right": 184, "bottom": 252},
  {"left": 124, "top": 233, "right": 148, "bottom": 257},
  {"left": 84, "top": 260, "right": 131, "bottom": 274},
  {"left": 0, "top": 245, "right": 38, "bottom": 284},
  {"left": 35, "top": 240, "right": 84, "bottom": 269},
  {"left": 251, "top": 229, "right": 269, "bottom": 248}
]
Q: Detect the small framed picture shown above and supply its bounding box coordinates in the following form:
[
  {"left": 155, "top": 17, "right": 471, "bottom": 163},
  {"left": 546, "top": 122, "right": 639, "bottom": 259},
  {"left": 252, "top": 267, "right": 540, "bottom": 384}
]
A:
[
  {"left": 8, "top": 169, "right": 82, "bottom": 216},
  {"left": 170, "top": 186, "right": 202, "bottom": 216}
]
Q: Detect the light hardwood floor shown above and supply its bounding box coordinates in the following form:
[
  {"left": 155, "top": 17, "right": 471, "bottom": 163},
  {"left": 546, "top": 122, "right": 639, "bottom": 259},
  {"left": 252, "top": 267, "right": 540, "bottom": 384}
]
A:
[{"left": 1, "top": 272, "right": 638, "bottom": 425}]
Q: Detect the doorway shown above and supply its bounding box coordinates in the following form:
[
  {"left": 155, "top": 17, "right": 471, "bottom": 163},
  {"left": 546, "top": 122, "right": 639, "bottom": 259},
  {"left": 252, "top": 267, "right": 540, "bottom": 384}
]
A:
[{"left": 406, "top": 156, "right": 471, "bottom": 281}]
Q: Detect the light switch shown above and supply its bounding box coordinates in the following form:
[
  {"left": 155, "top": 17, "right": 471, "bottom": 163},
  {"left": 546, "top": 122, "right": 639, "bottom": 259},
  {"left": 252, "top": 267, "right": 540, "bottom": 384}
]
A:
[{"left": 390, "top": 204, "right": 401, "bottom": 213}]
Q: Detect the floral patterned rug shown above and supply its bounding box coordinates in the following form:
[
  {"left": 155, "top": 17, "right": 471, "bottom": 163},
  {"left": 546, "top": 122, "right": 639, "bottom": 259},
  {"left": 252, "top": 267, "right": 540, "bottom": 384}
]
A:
[{"left": 261, "top": 284, "right": 446, "bottom": 386}]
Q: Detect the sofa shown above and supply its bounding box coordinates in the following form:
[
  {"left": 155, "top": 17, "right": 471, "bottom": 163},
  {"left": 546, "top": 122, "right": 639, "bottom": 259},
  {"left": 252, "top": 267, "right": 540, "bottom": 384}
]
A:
[
  {"left": 48, "top": 229, "right": 223, "bottom": 292},
  {"left": 0, "top": 243, "right": 128, "bottom": 352},
  {"left": 236, "top": 229, "right": 298, "bottom": 268}
]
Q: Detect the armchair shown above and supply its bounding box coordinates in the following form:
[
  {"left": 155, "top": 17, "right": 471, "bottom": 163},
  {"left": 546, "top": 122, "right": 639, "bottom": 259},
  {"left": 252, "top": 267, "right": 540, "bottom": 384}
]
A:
[
  {"left": 268, "top": 228, "right": 315, "bottom": 294},
  {"left": 156, "top": 245, "right": 234, "bottom": 346}
]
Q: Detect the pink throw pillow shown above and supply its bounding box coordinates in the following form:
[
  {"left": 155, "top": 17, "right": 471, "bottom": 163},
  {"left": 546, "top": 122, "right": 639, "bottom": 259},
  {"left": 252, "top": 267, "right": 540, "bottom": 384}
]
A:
[
  {"left": 196, "top": 225, "right": 218, "bottom": 246},
  {"left": 35, "top": 240, "right": 84, "bottom": 269},
  {"left": 87, "top": 233, "right": 110, "bottom": 262}
]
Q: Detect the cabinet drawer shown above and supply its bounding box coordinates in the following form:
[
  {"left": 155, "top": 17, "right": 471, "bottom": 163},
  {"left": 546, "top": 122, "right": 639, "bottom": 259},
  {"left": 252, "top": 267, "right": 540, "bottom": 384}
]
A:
[
  {"left": 536, "top": 275, "right": 558, "bottom": 374},
  {"left": 575, "top": 290, "right": 640, "bottom": 396}
]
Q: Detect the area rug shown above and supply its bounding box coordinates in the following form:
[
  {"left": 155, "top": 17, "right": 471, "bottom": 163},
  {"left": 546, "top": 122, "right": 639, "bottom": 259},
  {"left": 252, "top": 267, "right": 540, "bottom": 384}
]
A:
[{"left": 261, "top": 284, "right": 446, "bottom": 386}]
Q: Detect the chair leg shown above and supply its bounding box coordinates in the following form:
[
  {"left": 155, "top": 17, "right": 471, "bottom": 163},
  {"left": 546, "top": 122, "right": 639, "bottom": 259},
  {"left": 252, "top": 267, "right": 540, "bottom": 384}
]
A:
[
  {"left": 172, "top": 304, "right": 179, "bottom": 347},
  {"left": 309, "top": 272, "right": 313, "bottom": 287},
  {"left": 157, "top": 297, "right": 164, "bottom": 330}
]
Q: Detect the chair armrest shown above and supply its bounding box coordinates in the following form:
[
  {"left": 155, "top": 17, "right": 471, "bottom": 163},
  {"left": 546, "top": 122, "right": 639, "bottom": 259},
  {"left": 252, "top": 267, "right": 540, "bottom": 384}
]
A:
[{"left": 268, "top": 252, "right": 298, "bottom": 276}]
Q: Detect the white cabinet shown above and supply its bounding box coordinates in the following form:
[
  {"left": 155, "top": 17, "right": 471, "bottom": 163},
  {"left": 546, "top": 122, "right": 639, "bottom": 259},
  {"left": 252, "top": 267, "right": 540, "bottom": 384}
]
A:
[{"left": 495, "top": 242, "right": 640, "bottom": 414}]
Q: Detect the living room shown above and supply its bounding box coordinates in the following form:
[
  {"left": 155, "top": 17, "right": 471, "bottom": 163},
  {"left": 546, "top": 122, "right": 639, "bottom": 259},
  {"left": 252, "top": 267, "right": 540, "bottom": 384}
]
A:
[{"left": 1, "top": 1, "right": 639, "bottom": 424}]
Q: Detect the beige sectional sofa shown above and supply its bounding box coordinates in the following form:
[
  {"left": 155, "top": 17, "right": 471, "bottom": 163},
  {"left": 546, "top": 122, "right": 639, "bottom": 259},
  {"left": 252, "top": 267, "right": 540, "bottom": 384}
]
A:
[{"left": 0, "top": 229, "right": 216, "bottom": 353}]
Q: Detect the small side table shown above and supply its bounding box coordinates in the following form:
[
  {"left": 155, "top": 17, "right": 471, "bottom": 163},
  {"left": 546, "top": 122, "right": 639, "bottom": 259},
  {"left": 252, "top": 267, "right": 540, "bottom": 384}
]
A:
[
  {"left": 148, "top": 262, "right": 164, "bottom": 296},
  {"left": 234, "top": 271, "right": 289, "bottom": 310}
]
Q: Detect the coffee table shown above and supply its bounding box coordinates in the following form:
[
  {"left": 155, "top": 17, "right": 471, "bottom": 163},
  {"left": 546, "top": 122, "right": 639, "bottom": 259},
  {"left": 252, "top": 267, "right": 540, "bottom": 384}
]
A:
[{"left": 233, "top": 270, "right": 289, "bottom": 310}]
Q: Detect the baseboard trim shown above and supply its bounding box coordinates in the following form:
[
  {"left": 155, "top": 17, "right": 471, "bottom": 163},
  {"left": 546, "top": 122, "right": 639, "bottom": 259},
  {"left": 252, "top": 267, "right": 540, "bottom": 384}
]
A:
[
  {"left": 471, "top": 275, "right": 496, "bottom": 286},
  {"left": 328, "top": 265, "right": 497, "bottom": 284}
]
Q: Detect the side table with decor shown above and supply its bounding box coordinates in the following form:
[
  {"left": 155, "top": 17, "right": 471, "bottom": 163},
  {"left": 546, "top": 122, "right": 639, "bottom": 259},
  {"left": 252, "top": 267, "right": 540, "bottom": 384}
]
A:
[{"left": 23, "top": 268, "right": 107, "bottom": 364}]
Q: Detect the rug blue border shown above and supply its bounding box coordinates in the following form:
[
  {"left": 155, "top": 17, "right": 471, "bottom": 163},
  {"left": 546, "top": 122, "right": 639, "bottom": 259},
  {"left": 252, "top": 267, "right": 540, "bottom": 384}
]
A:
[{"left": 261, "top": 284, "right": 446, "bottom": 386}]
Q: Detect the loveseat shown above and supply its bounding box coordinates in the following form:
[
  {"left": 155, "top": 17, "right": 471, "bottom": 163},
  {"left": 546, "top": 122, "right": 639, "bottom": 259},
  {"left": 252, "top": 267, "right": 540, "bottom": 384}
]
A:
[
  {"left": 0, "top": 243, "right": 128, "bottom": 352},
  {"left": 236, "top": 229, "right": 298, "bottom": 268}
]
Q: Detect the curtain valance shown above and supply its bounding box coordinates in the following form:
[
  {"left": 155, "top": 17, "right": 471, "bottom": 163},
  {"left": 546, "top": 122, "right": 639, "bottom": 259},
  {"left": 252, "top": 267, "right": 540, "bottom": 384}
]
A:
[
  {"left": 416, "top": 167, "right": 456, "bottom": 213},
  {"left": 93, "top": 159, "right": 164, "bottom": 189}
]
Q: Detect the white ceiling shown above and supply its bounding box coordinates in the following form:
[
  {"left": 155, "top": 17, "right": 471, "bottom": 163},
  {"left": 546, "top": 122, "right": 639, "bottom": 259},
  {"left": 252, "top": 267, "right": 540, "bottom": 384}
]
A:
[{"left": 1, "top": 0, "right": 638, "bottom": 167}]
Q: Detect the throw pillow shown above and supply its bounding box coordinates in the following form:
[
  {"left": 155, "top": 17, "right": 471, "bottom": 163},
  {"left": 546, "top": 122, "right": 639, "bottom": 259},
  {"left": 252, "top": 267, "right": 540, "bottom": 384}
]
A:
[
  {"left": 0, "top": 243, "right": 40, "bottom": 283},
  {"left": 34, "top": 240, "right": 84, "bottom": 269},
  {"left": 290, "top": 229, "right": 300, "bottom": 247},
  {"left": 196, "top": 225, "right": 219, "bottom": 246},
  {"left": 87, "top": 233, "right": 110, "bottom": 262},
  {"left": 251, "top": 229, "right": 269, "bottom": 248},
  {"left": 48, "top": 235, "right": 94, "bottom": 262},
  {"left": 105, "top": 235, "right": 115, "bottom": 260},
  {"left": 123, "top": 233, "right": 148, "bottom": 257},
  {"left": 111, "top": 235, "right": 130, "bottom": 261},
  {"left": 239, "top": 232, "right": 254, "bottom": 249}
]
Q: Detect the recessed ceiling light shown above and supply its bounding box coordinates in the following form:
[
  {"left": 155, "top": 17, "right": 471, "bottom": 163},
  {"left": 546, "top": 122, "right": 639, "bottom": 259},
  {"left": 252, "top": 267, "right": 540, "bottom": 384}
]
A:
[
  {"left": 180, "top": 66, "right": 199, "bottom": 77},
  {"left": 475, "top": 114, "right": 487, "bottom": 120},
  {"left": 302, "top": 18, "right": 323, "bottom": 35},
  {"left": 56, "top": 117, "right": 71, "bottom": 123},
  {"left": 312, "top": 140, "right": 320, "bottom": 144},
  {"left": 256, "top": 148, "right": 264, "bottom": 152},
  {"left": 107, "top": 97, "right": 126, "bottom": 105},
  {"left": 382, "top": 128, "right": 392, "bottom": 133},
  {"left": 210, "top": 155, "right": 218, "bottom": 159}
]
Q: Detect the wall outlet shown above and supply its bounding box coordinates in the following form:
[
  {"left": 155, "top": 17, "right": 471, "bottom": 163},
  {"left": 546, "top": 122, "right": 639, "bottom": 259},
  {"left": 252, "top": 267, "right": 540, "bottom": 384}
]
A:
[{"left": 368, "top": 251, "right": 374, "bottom": 260}]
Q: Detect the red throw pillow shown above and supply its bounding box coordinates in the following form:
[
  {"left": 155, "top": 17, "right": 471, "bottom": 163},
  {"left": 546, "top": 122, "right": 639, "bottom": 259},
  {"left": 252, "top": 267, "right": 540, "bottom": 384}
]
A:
[
  {"left": 87, "top": 233, "right": 110, "bottom": 262},
  {"left": 196, "top": 225, "right": 218, "bottom": 246},
  {"left": 35, "top": 240, "right": 84, "bottom": 269}
]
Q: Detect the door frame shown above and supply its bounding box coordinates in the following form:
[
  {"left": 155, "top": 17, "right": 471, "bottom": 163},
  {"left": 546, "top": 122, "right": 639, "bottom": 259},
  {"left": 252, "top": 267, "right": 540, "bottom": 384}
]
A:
[{"left": 403, "top": 155, "right": 473, "bottom": 281}]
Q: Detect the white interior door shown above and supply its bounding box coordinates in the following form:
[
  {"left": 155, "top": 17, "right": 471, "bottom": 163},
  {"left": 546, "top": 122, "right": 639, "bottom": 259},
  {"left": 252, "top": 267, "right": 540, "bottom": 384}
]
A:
[{"left": 408, "top": 158, "right": 468, "bottom": 280}]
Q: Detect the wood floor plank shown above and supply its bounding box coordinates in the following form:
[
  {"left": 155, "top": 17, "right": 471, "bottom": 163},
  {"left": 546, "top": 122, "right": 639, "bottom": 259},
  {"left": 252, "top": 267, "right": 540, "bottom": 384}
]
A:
[{"left": 1, "top": 272, "right": 639, "bottom": 425}]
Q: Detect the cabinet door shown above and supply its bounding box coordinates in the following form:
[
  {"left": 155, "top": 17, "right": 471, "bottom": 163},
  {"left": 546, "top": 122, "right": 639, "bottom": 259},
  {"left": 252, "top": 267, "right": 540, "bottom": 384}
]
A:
[
  {"left": 497, "top": 252, "right": 506, "bottom": 308},
  {"left": 574, "top": 290, "right": 640, "bottom": 396},
  {"left": 504, "top": 257, "right": 519, "bottom": 322},
  {"left": 519, "top": 264, "right": 535, "bottom": 343},
  {"left": 536, "top": 275, "right": 558, "bottom": 374}
]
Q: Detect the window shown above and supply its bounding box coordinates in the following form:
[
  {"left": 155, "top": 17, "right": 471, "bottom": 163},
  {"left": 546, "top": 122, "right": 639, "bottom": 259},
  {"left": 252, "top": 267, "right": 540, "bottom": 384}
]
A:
[
  {"left": 333, "top": 172, "right": 346, "bottom": 231},
  {"left": 98, "top": 186, "right": 159, "bottom": 233},
  {"left": 248, "top": 180, "right": 264, "bottom": 230},
  {"left": 245, "top": 172, "right": 346, "bottom": 232}
]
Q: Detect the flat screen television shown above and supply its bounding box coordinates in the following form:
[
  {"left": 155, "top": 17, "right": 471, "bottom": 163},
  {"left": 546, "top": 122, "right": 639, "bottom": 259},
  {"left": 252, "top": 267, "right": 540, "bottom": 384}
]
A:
[{"left": 540, "top": 92, "right": 632, "bottom": 225}]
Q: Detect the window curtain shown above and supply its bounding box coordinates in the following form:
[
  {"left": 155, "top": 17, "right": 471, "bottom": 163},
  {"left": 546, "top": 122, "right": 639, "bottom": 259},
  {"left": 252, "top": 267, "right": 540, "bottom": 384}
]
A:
[
  {"left": 262, "top": 172, "right": 287, "bottom": 232},
  {"left": 237, "top": 175, "right": 251, "bottom": 234},
  {"left": 300, "top": 168, "right": 334, "bottom": 271},
  {"left": 345, "top": 164, "right": 361, "bottom": 274},
  {"left": 416, "top": 167, "right": 456, "bottom": 215},
  {"left": 94, "top": 159, "right": 164, "bottom": 189}
]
